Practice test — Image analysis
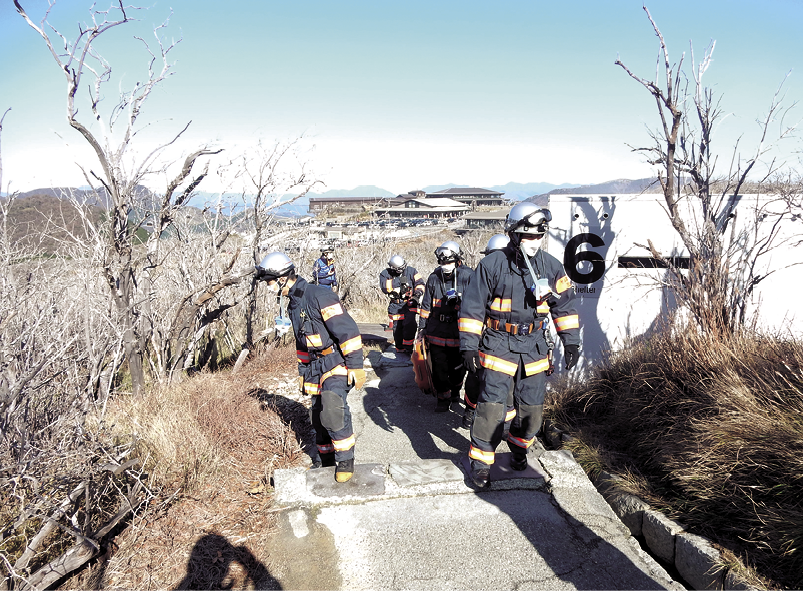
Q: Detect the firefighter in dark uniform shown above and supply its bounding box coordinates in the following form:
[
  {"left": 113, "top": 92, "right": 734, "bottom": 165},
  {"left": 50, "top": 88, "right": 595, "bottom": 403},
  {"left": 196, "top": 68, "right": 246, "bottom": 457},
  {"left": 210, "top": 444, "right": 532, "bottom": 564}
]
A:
[
  {"left": 417, "top": 241, "right": 480, "bottom": 415},
  {"left": 256, "top": 252, "right": 366, "bottom": 483},
  {"left": 379, "top": 255, "right": 425, "bottom": 354},
  {"left": 466, "top": 233, "right": 517, "bottom": 433},
  {"left": 459, "top": 203, "right": 580, "bottom": 488}
]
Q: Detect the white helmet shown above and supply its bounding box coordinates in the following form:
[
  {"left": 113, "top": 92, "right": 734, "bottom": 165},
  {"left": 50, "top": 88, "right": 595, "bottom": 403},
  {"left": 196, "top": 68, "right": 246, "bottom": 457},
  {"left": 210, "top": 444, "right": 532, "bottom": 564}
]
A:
[
  {"left": 482, "top": 234, "right": 510, "bottom": 254},
  {"left": 388, "top": 254, "right": 406, "bottom": 274},
  {"left": 504, "top": 202, "right": 552, "bottom": 235},
  {"left": 256, "top": 251, "right": 295, "bottom": 280},
  {"left": 435, "top": 240, "right": 461, "bottom": 264}
]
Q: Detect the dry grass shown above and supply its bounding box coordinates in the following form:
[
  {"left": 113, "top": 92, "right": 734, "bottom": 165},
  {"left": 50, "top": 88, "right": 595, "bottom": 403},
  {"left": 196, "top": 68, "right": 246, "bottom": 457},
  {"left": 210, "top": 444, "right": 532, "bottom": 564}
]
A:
[
  {"left": 549, "top": 325, "right": 803, "bottom": 589},
  {"left": 67, "top": 343, "right": 311, "bottom": 590}
]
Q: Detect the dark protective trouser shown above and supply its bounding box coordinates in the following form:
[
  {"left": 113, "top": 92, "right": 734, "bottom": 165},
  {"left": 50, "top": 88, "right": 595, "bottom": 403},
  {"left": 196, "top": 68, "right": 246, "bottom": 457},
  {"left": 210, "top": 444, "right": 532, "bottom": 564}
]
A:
[
  {"left": 429, "top": 344, "right": 467, "bottom": 400},
  {"left": 392, "top": 302, "right": 418, "bottom": 349},
  {"left": 310, "top": 373, "right": 355, "bottom": 463},
  {"left": 468, "top": 358, "right": 545, "bottom": 466}
]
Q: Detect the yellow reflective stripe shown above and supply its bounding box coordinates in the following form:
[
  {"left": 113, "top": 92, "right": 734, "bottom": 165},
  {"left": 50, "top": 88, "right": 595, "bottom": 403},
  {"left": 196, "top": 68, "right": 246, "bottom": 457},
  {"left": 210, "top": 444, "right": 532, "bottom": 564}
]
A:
[
  {"left": 321, "top": 364, "right": 349, "bottom": 383},
  {"left": 390, "top": 313, "right": 404, "bottom": 321},
  {"left": 340, "top": 335, "right": 363, "bottom": 356},
  {"left": 554, "top": 314, "right": 579, "bottom": 331},
  {"left": 332, "top": 433, "right": 356, "bottom": 452},
  {"left": 306, "top": 334, "right": 323, "bottom": 348},
  {"left": 468, "top": 445, "right": 495, "bottom": 464},
  {"left": 508, "top": 434, "right": 535, "bottom": 448},
  {"left": 297, "top": 350, "right": 310, "bottom": 362},
  {"left": 385, "top": 279, "right": 393, "bottom": 291},
  {"left": 556, "top": 275, "right": 572, "bottom": 294},
  {"left": 304, "top": 382, "right": 320, "bottom": 395},
  {"left": 490, "top": 297, "right": 512, "bottom": 312},
  {"left": 505, "top": 408, "right": 517, "bottom": 422},
  {"left": 420, "top": 309, "right": 430, "bottom": 319},
  {"left": 432, "top": 298, "right": 441, "bottom": 307},
  {"left": 479, "top": 352, "right": 518, "bottom": 375},
  {"left": 414, "top": 273, "right": 422, "bottom": 281},
  {"left": 524, "top": 357, "right": 551, "bottom": 376},
  {"left": 321, "top": 302, "right": 344, "bottom": 321},
  {"left": 459, "top": 317, "right": 484, "bottom": 335},
  {"left": 537, "top": 302, "right": 550, "bottom": 314}
]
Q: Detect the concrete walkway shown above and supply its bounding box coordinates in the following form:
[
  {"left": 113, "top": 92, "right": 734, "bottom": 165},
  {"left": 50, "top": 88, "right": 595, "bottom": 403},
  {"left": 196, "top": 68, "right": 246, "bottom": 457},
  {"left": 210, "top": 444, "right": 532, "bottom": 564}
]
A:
[{"left": 267, "top": 347, "right": 683, "bottom": 590}]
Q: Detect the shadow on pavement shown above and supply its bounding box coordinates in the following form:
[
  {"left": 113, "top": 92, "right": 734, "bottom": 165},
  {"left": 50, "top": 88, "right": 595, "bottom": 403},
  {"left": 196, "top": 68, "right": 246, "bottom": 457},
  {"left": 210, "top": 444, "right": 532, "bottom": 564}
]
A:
[
  {"left": 362, "top": 359, "right": 470, "bottom": 462},
  {"left": 474, "top": 490, "right": 669, "bottom": 590}
]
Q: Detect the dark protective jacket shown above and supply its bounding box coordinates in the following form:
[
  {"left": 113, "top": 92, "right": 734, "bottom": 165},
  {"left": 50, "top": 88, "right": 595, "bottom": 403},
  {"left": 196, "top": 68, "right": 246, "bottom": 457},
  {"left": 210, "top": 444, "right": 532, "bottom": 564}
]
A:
[
  {"left": 287, "top": 277, "right": 363, "bottom": 394},
  {"left": 312, "top": 256, "right": 337, "bottom": 286},
  {"left": 418, "top": 264, "right": 475, "bottom": 348},
  {"left": 458, "top": 245, "right": 579, "bottom": 376},
  {"left": 379, "top": 265, "right": 425, "bottom": 317}
]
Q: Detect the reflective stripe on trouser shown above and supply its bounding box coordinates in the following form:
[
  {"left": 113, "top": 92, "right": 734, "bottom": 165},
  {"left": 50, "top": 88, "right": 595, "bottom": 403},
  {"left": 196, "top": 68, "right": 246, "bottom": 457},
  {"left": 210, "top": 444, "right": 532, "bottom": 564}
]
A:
[
  {"left": 469, "top": 356, "right": 546, "bottom": 465},
  {"left": 463, "top": 369, "right": 481, "bottom": 408},
  {"left": 429, "top": 344, "right": 466, "bottom": 400},
  {"left": 310, "top": 373, "right": 355, "bottom": 462},
  {"left": 393, "top": 304, "right": 418, "bottom": 349}
]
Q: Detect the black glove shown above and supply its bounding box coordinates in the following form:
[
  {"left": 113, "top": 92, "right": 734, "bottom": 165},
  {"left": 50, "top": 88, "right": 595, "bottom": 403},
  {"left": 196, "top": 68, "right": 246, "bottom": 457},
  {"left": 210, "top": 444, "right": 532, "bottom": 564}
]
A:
[
  {"left": 390, "top": 291, "right": 400, "bottom": 299},
  {"left": 564, "top": 344, "right": 580, "bottom": 370},
  {"left": 462, "top": 350, "right": 481, "bottom": 374}
]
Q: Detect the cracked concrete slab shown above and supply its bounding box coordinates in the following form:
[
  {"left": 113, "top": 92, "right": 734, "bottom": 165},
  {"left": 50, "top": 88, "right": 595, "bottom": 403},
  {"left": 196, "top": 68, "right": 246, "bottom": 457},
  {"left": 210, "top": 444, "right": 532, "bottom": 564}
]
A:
[{"left": 267, "top": 343, "right": 683, "bottom": 590}]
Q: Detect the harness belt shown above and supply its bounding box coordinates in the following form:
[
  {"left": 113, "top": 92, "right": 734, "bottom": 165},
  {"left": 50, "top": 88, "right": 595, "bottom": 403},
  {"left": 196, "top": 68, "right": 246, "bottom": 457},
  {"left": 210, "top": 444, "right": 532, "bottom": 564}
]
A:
[
  {"left": 485, "top": 317, "right": 547, "bottom": 336},
  {"left": 308, "top": 346, "right": 335, "bottom": 360},
  {"left": 439, "top": 314, "right": 456, "bottom": 322}
]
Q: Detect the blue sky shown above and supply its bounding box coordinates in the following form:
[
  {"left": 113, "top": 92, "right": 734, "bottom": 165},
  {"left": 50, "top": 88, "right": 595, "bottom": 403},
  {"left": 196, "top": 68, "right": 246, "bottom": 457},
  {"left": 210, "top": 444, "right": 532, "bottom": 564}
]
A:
[{"left": 2, "top": 0, "right": 802, "bottom": 194}]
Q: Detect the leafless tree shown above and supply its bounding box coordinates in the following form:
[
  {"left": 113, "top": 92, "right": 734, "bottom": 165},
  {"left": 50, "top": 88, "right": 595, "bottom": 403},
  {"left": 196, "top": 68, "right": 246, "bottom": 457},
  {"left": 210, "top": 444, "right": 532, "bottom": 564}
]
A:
[
  {"left": 616, "top": 6, "right": 803, "bottom": 335},
  {"left": 14, "top": 1, "right": 223, "bottom": 394},
  {"left": 235, "top": 139, "right": 321, "bottom": 355}
]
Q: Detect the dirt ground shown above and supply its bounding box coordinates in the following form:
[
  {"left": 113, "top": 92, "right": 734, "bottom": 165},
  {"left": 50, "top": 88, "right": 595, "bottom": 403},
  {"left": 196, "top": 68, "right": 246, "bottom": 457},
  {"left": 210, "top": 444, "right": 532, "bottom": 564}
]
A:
[{"left": 65, "top": 350, "right": 313, "bottom": 591}]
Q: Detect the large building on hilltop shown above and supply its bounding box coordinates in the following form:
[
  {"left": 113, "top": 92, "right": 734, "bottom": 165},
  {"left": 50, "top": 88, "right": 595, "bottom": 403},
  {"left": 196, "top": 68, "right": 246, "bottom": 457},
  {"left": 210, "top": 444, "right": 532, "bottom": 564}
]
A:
[
  {"left": 373, "top": 196, "right": 469, "bottom": 219},
  {"left": 426, "top": 187, "right": 506, "bottom": 209},
  {"left": 308, "top": 195, "right": 393, "bottom": 214}
]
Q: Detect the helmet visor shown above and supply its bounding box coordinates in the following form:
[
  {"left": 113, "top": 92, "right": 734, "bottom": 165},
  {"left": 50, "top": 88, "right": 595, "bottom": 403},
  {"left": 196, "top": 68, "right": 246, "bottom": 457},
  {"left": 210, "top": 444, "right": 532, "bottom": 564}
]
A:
[{"left": 514, "top": 208, "right": 552, "bottom": 234}]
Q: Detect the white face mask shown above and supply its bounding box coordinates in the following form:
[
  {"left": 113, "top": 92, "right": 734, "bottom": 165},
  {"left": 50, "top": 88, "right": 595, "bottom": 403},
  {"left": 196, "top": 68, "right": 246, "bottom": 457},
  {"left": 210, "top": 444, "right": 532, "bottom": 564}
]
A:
[
  {"left": 440, "top": 263, "right": 456, "bottom": 274},
  {"left": 520, "top": 236, "right": 542, "bottom": 257},
  {"left": 266, "top": 281, "right": 280, "bottom": 294}
]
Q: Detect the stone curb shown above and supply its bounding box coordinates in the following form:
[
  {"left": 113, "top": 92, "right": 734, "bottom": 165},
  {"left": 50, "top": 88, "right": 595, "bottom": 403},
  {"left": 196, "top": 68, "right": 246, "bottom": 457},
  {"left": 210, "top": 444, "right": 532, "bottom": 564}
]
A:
[{"left": 592, "top": 471, "right": 758, "bottom": 590}]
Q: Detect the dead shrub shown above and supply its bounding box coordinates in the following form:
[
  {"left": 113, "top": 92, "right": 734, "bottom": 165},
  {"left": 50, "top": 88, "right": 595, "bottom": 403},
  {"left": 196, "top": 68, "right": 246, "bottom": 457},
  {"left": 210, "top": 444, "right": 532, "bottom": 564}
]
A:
[{"left": 550, "top": 325, "right": 803, "bottom": 589}]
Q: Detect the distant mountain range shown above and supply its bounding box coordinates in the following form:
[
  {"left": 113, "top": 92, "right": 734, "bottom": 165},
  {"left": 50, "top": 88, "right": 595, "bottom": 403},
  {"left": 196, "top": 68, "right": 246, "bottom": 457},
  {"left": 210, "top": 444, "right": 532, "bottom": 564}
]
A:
[
  {"left": 7, "top": 178, "right": 660, "bottom": 217},
  {"left": 536, "top": 177, "right": 661, "bottom": 197}
]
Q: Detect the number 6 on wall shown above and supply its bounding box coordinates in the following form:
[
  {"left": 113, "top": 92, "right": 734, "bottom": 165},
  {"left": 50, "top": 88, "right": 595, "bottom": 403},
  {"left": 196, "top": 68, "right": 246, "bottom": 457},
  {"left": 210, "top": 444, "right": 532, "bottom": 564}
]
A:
[{"left": 563, "top": 233, "right": 605, "bottom": 284}]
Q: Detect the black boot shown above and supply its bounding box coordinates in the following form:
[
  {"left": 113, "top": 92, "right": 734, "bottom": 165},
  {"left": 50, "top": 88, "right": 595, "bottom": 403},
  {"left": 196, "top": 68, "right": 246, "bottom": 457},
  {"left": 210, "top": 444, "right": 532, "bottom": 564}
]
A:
[
  {"left": 461, "top": 407, "right": 475, "bottom": 429},
  {"left": 510, "top": 451, "right": 528, "bottom": 471},
  {"left": 435, "top": 397, "right": 451, "bottom": 412},
  {"left": 311, "top": 452, "right": 335, "bottom": 469},
  {"left": 470, "top": 461, "right": 491, "bottom": 488}
]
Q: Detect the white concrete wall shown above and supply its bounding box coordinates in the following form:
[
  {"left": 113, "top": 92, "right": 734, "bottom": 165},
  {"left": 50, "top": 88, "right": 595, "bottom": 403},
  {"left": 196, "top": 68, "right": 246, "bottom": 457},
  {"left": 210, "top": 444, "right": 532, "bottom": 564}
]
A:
[{"left": 544, "top": 194, "right": 803, "bottom": 371}]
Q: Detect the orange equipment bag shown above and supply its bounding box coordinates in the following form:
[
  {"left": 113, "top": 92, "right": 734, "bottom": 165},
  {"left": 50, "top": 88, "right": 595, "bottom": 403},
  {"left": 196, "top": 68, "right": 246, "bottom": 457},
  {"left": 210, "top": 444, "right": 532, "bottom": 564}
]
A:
[{"left": 411, "top": 337, "right": 435, "bottom": 396}]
